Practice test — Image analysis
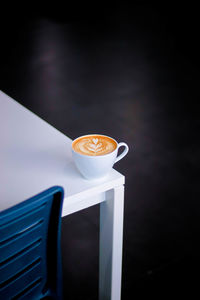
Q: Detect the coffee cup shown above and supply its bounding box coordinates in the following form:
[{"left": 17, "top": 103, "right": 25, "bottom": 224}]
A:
[{"left": 72, "top": 134, "right": 129, "bottom": 180}]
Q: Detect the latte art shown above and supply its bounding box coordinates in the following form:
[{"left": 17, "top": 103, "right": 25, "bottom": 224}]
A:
[
  {"left": 87, "top": 139, "right": 103, "bottom": 153},
  {"left": 73, "top": 135, "right": 117, "bottom": 156}
]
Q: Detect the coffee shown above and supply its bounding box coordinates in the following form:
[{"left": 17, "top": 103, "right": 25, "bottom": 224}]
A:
[{"left": 72, "top": 135, "right": 117, "bottom": 156}]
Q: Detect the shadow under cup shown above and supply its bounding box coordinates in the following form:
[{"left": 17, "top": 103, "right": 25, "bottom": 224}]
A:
[{"left": 72, "top": 134, "right": 129, "bottom": 180}]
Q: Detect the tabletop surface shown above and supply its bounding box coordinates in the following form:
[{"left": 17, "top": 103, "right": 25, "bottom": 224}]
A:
[{"left": 0, "top": 91, "right": 124, "bottom": 212}]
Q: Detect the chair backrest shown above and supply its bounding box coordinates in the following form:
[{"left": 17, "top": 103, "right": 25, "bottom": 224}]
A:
[{"left": 0, "top": 186, "right": 64, "bottom": 300}]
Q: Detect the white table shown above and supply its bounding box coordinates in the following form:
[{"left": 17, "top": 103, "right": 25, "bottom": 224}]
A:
[{"left": 0, "top": 90, "right": 125, "bottom": 300}]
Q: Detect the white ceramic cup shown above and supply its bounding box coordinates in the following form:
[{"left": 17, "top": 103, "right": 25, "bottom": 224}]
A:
[{"left": 72, "top": 134, "right": 129, "bottom": 180}]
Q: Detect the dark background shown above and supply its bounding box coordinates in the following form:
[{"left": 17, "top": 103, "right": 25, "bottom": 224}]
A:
[{"left": 0, "top": 3, "right": 199, "bottom": 299}]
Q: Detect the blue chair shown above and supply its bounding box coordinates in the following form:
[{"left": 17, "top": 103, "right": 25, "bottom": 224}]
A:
[{"left": 0, "top": 186, "right": 64, "bottom": 300}]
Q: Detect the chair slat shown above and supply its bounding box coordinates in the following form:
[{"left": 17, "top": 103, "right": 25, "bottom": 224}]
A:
[
  {"left": 0, "top": 186, "right": 64, "bottom": 299},
  {"left": 0, "top": 219, "right": 44, "bottom": 263},
  {"left": 1, "top": 261, "right": 42, "bottom": 299},
  {"left": 0, "top": 202, "right": 47, "bottom": 242},
  {"left": 0, "top": 238, "right": 42, "bottom": 285}
]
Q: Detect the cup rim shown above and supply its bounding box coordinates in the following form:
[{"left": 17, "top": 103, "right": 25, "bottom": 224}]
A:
[{"left": 72, "top": 134, "right": 118, "bottom": 158}]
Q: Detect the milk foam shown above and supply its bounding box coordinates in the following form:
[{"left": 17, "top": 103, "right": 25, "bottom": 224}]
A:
[{"left": 73, "top": 136, "right": 116, "bottom": 156}]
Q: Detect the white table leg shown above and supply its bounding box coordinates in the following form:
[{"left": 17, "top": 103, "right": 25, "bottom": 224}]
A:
[{"left": 99, "top": 185, "right": 124, "bottom": 300}]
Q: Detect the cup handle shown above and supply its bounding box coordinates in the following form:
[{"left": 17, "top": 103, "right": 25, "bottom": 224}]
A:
[{"left": 115, "top": 142, "right": 129, "bottom": 163}]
